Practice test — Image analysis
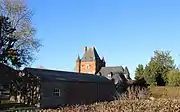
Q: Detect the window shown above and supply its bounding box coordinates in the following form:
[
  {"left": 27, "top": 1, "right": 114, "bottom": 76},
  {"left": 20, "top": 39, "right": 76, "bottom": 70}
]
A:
[
  {"left": 86, "top": 64, "right": 90, "bottom": 70},
  {"left": 53, "top": 88, "right": 61, "bottom": 96}
]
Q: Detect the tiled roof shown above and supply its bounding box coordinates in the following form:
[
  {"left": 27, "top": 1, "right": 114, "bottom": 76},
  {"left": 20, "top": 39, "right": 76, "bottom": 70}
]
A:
[{"left": 24, "top": 67, "right": 112, "bottom": 83}]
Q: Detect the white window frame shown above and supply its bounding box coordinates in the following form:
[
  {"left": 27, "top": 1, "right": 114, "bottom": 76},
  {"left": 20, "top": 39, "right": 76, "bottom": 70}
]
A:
[
  {"left": 107, "top": 72, "right": 113, "bottom": 79},
  {"left": 107, "top": 74, "right": 112, "bottom": 79},
  {"left": 54, "top": 88, "right": 61, "bottom": 96}
]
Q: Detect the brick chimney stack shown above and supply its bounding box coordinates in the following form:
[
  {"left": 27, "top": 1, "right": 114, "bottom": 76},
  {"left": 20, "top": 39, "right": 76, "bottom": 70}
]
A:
[{"left": 84, "top": 46, "right": 87, "bottom": 53}]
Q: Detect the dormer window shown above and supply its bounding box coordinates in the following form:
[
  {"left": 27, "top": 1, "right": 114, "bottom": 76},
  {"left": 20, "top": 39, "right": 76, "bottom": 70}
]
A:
[
  {"left": 107, "top": 72, "right": 113, "bottom": 79},
  {"left": 108, "top": 74, "right": 111, "bottom": 78}
]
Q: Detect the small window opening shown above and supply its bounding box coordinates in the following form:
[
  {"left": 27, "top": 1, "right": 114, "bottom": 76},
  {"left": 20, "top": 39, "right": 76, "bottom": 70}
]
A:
[
  {"left": 54, "top": 88, "right": 61, "bottom": 96},
  {"left": 86, "top": 64, "right": 90, "bottom": 70}
]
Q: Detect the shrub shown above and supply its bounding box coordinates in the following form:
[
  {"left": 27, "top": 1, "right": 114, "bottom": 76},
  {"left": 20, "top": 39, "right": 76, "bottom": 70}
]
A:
[
  {"left": 167, "top": 70, "right": 180, "bottom": 86},
  {"left": 115, "top": 86, "right": 150, "bottom": 100},
  {"left": 39, "top": 98, "right": 180, "bottom": 112}
]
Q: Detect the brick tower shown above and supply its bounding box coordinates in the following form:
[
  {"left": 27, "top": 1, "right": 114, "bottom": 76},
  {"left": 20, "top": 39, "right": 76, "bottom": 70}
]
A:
[{"left": 76, "top": 46, "right": 106, "bottom": 74}]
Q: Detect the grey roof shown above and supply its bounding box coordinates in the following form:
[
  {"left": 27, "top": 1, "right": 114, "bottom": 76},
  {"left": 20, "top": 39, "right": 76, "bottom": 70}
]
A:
[
  {"left": 23, "top": 67, "right": 112, "bottom": 83},
  {"left": 112, "top": 73, "right": 127, "bottom": 85},
  {"left": 98, "top": 66, "right": 124, "bottom": 76},
  {"left": 81, "top": 47, "right": 101, "bottom": 61},
  {"left": 0, "top": 63, "right": 17, "bottom": 86},
  {"left": 124, "top": 66, "right": 131, "bottom": 79},
  {"left": 124, "top": 66, "right": 129, "bottom": 74}
]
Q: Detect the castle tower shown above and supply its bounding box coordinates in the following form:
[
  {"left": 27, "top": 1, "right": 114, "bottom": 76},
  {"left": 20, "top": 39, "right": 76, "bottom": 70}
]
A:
[
  {"left": 75, "top": 46, "right": 106, "bottom": 74},
  {"left": 76, "top": 55, "right": 81, "bottom": 72}
]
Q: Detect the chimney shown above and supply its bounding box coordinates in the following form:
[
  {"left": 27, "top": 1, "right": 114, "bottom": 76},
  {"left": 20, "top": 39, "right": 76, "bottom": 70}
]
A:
[
  {"left": 89, "top": 46, "right": 95, "bottom": 51},
  {"left": 84, "top": 46, "right": 87, "bottom": 53}
]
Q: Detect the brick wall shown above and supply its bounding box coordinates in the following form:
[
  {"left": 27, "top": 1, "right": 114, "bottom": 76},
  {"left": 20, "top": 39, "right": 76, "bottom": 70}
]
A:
[
  {"left": 80, "top": 61, "right": 96, "bottom": 74},
  {"left": 76, "top": 60, "right": 105, "bottom": 74}
]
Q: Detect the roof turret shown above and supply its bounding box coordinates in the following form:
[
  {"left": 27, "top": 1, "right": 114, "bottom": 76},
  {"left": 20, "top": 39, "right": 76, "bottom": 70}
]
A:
[{"left": 76, "top": 54, "right": 81, "bottom": 62}]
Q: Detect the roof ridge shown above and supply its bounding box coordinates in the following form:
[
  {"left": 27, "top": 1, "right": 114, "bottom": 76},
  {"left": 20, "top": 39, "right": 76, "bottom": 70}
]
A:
[
  {"left": 103, "top": 66, "right": 123, "bottom": 68},
  {"left": 24, "top": 67, "right": 112, "bottom": 83},
  {"left": 24, "top": 67, "right": 97, "bottom": 76}
]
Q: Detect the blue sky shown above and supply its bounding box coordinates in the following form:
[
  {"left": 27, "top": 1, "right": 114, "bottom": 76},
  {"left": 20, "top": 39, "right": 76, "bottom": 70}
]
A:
[{"left": 28, "top": 0, "right": 180, "bottom": 78}]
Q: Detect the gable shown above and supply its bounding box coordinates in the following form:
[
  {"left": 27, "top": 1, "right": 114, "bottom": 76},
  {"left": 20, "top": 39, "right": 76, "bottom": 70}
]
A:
[{"left": 97, "top": 66, "right": 131, "bottom": 81}]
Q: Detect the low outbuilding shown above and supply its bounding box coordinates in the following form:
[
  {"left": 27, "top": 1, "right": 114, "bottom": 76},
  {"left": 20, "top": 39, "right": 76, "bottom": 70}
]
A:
[{"left": 23, "top": 67, "right": 116, "bottom": 108}]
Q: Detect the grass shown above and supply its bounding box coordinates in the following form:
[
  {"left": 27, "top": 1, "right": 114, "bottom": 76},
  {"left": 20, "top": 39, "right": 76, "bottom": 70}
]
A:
[{"left": 149, "top": 86, "right": 180, "bottom": 98}]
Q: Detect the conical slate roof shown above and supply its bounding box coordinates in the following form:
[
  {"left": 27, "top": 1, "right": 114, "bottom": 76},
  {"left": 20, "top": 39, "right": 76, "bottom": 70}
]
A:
[
  {"left": 81, "top": 47, "right": 101, "bottom": 61},
  {"left": 76, "top": 55, "right": 81, "bottom": 62}
]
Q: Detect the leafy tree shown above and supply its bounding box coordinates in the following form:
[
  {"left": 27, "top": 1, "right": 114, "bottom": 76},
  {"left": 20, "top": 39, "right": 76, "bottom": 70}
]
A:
[
  {"left": 0, "top": 16, "right": 23, "bottom": 67},
  {"left": 136, "top": 50, "right": 175, "bottom": 86},
  {"left": 0, "top": 0, "right": 41, "bottom": 68},
  {"left": 143, "top": 64, "right": 158, "bottom": 86},
  {"left": 167, "top": 70, "right": 180, "bottom": 86},
  {"left": 135, "top": 64, "right": 144, "bottom": 80},
  {"left": 151, "top": 50, "right": 175, "bottom": 85},
  {"left": 0, "top": 16, "right": 40, "bottom": 105}
]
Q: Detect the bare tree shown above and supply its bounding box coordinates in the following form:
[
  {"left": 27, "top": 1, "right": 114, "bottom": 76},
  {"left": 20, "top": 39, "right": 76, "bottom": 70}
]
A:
[{"left": 0, "top": 0, "right": 41, "bottom": 68}]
